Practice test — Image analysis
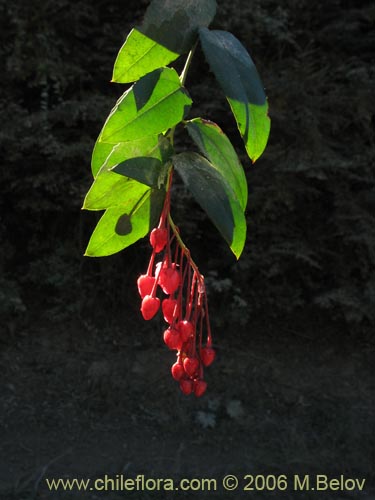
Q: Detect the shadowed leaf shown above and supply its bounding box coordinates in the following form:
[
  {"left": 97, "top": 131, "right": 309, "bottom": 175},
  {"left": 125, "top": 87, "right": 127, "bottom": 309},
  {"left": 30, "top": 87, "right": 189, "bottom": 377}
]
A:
[
  {"left": 115, "top": 214, "right": 132, "bottom": 235},
  {"left": 199, "top": 28, "right": 270, "bottom": 162},
  {"left": 91, "top": 136, "right": 160, "bottom": 178},
  {"left": 142, "top": 0, "right": 216, "bottom": 54},
  {"left": 173, "top": 152, "right": 246, "bottom": 258},
  {"left": 186, "top": 118, "right": 248, "bottom": 210},
  {"left": 112, "top": 1, "right": 217, "bottom": 83}
]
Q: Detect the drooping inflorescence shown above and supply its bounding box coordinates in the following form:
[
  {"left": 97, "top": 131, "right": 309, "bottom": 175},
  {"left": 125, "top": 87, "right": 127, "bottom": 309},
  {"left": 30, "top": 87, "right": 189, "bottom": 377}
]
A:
[
  {"left": 137, "top": 174, "right": 215, "bottom": 397},
  {"left": 83, "top": 0, "right": 271, "bottom": 400}
]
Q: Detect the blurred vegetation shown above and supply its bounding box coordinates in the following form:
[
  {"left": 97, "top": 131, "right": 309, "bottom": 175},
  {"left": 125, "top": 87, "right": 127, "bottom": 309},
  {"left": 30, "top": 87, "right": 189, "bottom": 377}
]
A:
[{"left": 0, "top": 0, "right": 374, "bottom": 333}]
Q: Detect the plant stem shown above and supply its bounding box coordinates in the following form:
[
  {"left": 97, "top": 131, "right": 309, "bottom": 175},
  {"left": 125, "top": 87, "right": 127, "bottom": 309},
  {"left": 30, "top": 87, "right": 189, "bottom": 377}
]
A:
[
  {"left": 179, "top": 41, "right": 197, "bottom": 86},
  {"left": 166, "top": 43, "right": 204, "bottom": 288},
  {"left": 167, "top": 43, "right": 197, "bottom": 145},
  {"left": 168, "top": 213, "right": 205, "bottom": 288}
]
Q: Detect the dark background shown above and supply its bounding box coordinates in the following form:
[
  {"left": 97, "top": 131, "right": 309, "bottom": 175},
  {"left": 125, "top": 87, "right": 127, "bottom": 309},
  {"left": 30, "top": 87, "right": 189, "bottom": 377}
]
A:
[{"left": 0, "top": 0, "right": 374, "bottom": 498}]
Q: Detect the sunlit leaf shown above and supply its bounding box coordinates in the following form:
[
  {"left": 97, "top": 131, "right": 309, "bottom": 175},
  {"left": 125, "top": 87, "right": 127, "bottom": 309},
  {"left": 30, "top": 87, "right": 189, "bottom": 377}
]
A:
[
  {"left": 86, "top": 134, "right": 173, "bottom": 211},
  {"left": 85, "top": 188, "right": 165, "bottom": 257},
  {"left": 83, "top": 173, "right": 150, "bottom": 211},
  {"left": 112, "top": 29, "right": 180, "bottom": 84},
  {"left": 99, "top": 68, "right": 192, "bottom": 144}
]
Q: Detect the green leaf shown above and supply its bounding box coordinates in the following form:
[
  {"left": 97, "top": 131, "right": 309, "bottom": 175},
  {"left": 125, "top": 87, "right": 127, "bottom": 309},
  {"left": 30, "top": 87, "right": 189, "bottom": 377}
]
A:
[
  {"left": 85, "top": 188, "right": 165, "bottom": 257},
  {"left": 110, "top": 157, "right": 164, "bottom": 188},
  {"left": 91, "top": 135, "right": 160, "bottom": 177},
  {"left": 86, "top": 135, "right": 173, "bottom": 209},
  {"left": 173, "top": 152, "right": 246, "bottom": 258},
  {"left": 99, "top": 68, "right": 192, "bottom": 144},
  {"left": 186, "top": 118, "right": 248, "bottom": 210},
  {"left": 199, "top": 28, "right": 270, "bottom": 162},
  {"left": 111, "top": 0, "right": 217, "bottom": 84},
  {"left": 83, "top": 172, "right": 150, "bottom": 211},
  {"left": 112, "top": 29, "right": 180, "bottom": 84},
  {"left": 91, "top": 141, "right": 114, "bottom": 178},
  {"left": 141, "top": 0, "right": 217, "bottom": 55},
  {"left": 111, "top": 134, "right": 173, "bottom": 187}
]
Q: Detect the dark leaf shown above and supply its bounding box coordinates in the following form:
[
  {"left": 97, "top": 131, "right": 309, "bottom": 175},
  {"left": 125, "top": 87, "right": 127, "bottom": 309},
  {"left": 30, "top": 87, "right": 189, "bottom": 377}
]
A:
[
  {"left": 186, "top": 118, "right": 248, "bottom": 210},
  {"left": 173, "top": 152, "right": 246, "bottom": 258},
  {"left": 199, "top": 28, "right": 270, "bottom": 162}
]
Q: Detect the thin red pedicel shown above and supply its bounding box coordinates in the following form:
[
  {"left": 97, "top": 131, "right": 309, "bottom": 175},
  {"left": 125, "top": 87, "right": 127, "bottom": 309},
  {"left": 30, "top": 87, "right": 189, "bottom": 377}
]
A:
[{"left": 136, "top": 170, "right": 215, "bottom": 396}]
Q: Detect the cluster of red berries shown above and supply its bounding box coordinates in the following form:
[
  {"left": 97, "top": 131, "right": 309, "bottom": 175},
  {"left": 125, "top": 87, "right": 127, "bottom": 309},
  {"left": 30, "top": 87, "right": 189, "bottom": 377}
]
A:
[{"left": 137, "top": 181, "right": 215, "bottom": 397}]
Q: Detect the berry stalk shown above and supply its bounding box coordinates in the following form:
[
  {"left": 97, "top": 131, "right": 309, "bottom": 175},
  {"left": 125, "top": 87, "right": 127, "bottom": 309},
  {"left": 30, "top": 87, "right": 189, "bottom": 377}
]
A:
[{"left": 138, "top": 168, "right": 215, "bottom": 397}]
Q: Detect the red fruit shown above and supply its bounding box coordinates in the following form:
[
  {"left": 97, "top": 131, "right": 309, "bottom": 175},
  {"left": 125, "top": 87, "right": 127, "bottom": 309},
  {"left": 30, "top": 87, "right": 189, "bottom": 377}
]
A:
[
  {"left": 177, "top": 320, "right": 194, "bottom": 342},
  {"left": 171, "top": 362, "right": 185, "bottom": 381},
  {"left": 150, "top": 228, "right": 168, "bottom": 253},
  {"left": 194, "top": 379, "right": 207, "bottom": 397},
  {"left": 162, "top": 298, "right": 179, "bottom": 324},
  {"left": 137, "top": 274, "right": 156, "bottom": 298},
  {"left": 163, "top": 327, "right": 182, "bottom": 350},
  {"left": 183, "top": 357, "right": 199, "bottom": 377},
  {"left": 158, "top": 266, "right": 180, "bottom": 295},
  {"left": 200, "top": 347, "right": 216, "bottom": 367},
  {"left": 180, "top": 379, "right": 194, "bottom": 395},
  {"left": 140, "top": 295, "right": 160, "bottom": 320}
]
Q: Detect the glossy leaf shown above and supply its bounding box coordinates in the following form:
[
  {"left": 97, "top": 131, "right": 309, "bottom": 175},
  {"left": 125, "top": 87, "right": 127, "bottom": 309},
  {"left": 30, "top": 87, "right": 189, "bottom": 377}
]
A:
[
  {"left": 112, "top": 29, "right": 180, "bottom": 84},
  {"left": 99, "top": 68, "right": 192, "bottom": 144},
  {"left": 91, "top": 135, "right": 160, "bottom": 178},
  {"left": 199, "top": 28, "right": 270, "bottom": 162},
  {"left": 173, "top": 152, "right": 246, "bottom": 258},
  {"left": 141, "top": 0, "right": 217, "bottom": 54},
  {"left": 85, "top": 188, "right": 165, "bottom": 257},
  {"left": 186, "top": 118, "right": 248, "bottom": 210}
]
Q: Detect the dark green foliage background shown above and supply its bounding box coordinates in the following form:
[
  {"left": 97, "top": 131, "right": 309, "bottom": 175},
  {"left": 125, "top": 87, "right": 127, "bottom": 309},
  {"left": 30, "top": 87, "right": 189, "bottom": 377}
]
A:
[{"left": 0, "top": 0, "right": 374, "bottom": 333}]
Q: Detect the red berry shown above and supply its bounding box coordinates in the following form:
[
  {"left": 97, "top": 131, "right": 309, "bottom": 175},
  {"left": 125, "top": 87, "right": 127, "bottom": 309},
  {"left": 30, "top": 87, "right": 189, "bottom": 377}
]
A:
[
  {"left": 200, "top": 347, "right": 216, "bottom": 367},
  {"left": 171, "top": 362, "right": 185, "bottom": 381},
  {"left": 194, "top": 379, "right": 207, "bottom": 397},
  {"left": 150, "top": 228, "right": 168, "bottom": 253},
  {"left": 183, "top": 357, "right": 199, "bottom": 377},
  {"left": 180, "top": 379, "right": 194, "bottom": 395},
  {"left": 137, "top": 274, "right": 156, "bottom": 298},
  {"left": 140, "top": 295, "right": 160, "bottom": 320},
  {"left": 177, "top": 320, "right": 194, "bottom": 342},
  {"left": 162, "top": 298, "right": 179, "bottom": 324},
  {"left": 158, "top": 266, "right": 180, "bottom": 295},
  {"left": 163, "top": 327, "right": 182, "bottom": 350}
]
